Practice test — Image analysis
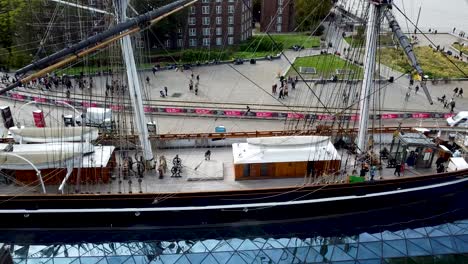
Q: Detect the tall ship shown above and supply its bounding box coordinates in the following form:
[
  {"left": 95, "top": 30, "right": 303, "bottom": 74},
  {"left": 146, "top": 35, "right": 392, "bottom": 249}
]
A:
[{"left": 0, "top": 0, "right": 467, "bottom": 234}]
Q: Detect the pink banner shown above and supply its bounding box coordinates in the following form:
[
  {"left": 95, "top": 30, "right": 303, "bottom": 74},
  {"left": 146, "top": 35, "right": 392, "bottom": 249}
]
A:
[
  {"left": 165, "top": 108, "right": 183, "bottom": 113},
  {"left": 412, "top": 113, "right": 431, "bottom": 119},
  {"left": 110, "top": 105, "right": 123, "bottom": 111},
  {"left": 382, "top": 114, "right": 398, "bottom": 119},
  {"left": 288, "top": 113, "right": 305, "bottom": 119},
  {"left": 256, "top": 112, "right": 273, "bottom": 118},
  {"left": 144, "top": 106, "right": 153, "bottom": 113},
  {"left": 11, "top": 93, "right": 24, "bottom": 100},
  {"left": 317, "top": 114, "right": 334, "bottom": 120},
  {"left": 195, "top": 109, "right": 212, "bottom": 115},
  {"left": 350, "top": 115, "right": 359, "bottom": 121},
  {"left": 82, "top": 102, "right": 97, "bottom": 108},
  {"left": 34, "top": 97, "right": 46, "bottom": 103},
  {"left": 444, "top": 113, "right": 455, "bottom": 118},
  {"left": 33, "top": 111, "right": 46, "bottom": 128},
  {"left": 57, "top": 100, "right": 71, "bottom": 105},
  {"left": 224, "top": 110, "right": 242, "bottom": 116}
]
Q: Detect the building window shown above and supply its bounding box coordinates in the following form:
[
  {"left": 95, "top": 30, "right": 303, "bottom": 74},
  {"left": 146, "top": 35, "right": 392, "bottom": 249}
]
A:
[
  {"left": 202, "top": 6, "right": 210, "bottom": 14},
  {"left": 216, "top": 5, "right": 222, "bottom": 14},
  {"left": 190, "top": 6, "right": 196, "bottom": 14},
  {"left": 216, "top": 16, "right": 222, "bottom": 25},
  {"left": 189, "top": 28, "right": 196, "bottom": 36},
  {"left": 228, "top": 16, "right": 234, "bottom": 25},
  {"left": 202, "top": 17, "right": 210, "bottom": 25},
  {"left": 278, "top": 0, "right": 283, "bottom": 5},
  {"left": 202, "top": 0, "right": 210, "bottom": 2},
  {"left": 189, "top": 38, "right": 197, "bottom": 47},
  {"left": 216, "top": 37, "right": 222, "bottom": 46},
  {"left": 228, "top": 37, "right": 234, "bottom": 45},
  {"left": 228, "top": 5, "right": 234, "bottom": 14},
  {"left": 277, "top": 16, "right": 282, "bottom": 24},
  {"left": 165, "top": 40, "right": 171, "bottom": 48},
  {"left": 216, "top": 27, "right": 222, "bottom": 35},
  {"left": 188, "top": 17, "right": 196, "bottom": 25},
  {"left": 228, "top": 27, "right": 234, "bottom": 35},
  {"left": 276, "top": 24, "right": 282, "bottom": 32},
  {"left": 278, "top": 7, "right": 283, "bottom": 14},
  {"left": 177, "top": 39, "right": 183, "bottom": 47},
  {"left": 203, "top": 38, "right": 211, "bottom": 46},
  {"left": 203, "top": 28, "right": 210, "bottom": 36}
]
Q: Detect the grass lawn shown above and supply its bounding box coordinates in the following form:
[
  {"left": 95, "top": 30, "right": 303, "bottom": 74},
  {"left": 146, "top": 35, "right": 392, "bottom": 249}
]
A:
[
  {"left": 379, "top": 46, "right": 468, "bottom": 79},
  {"left": 344, "top": 34, "right": 395, "bottom": 48},
  {"left": 254, "top": 34, "right": 321, "bottom": 49},
  {"left": 287, "top": 54, "right": 362, "bottom": 79},
  {"left": 453, "top": 43, "right": 468, "bottom": 53}
]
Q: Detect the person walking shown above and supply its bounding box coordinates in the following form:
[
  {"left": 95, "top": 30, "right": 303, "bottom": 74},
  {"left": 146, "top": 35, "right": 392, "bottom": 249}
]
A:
[
  {"left": 458, "top": 88, "right": 463, "bottom": 97},
  {"left": 164, "top": 86, "right": 168, "bottom": 96},
  {"left": 450, "top": 99, "right": 456, "bottom": 113},
  {"left": 196, "top": 74, "right": 200, "bottom": 82},
  {"left": 415, "top": 85, "right": 419, "bottom": 94},
  {"left": 278, "top": 88, "right": 284, "bottom": 99},
  {"left": 454, "top": 87, "right": 459, "bottom": 96},
  {"left": 195, "top": 83, "right": 199, "bottom": 95},
  {"left": 370, "top": 165, "right": 376, "bottom": 181},
  {"left": 205, "top": 150, "right": 211, "bottom": 161},
  {"left": 394, "top": 163, "right": 401, "bottom": 177},
  {"left": 146, "top": 76, "right": 150, "bottom": 85}
]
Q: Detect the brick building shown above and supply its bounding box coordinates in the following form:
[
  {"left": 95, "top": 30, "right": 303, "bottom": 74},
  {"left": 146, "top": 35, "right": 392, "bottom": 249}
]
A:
[
  {"left": 163, "top": 0, "right": 253, "bottom": 49},
  {"left": 260, "top": 0, "right": 295, "bottom": 32}
]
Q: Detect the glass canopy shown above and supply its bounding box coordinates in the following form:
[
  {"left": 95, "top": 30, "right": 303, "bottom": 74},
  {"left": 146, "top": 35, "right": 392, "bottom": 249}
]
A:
[{"left": 2, "top": 219, "right": 468, "bottom": 263}]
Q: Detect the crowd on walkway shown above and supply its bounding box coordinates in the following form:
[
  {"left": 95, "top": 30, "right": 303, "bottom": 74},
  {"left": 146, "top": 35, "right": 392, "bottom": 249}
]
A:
[{"left": 272, "top": 75, "right": 299, "bottom": 100}]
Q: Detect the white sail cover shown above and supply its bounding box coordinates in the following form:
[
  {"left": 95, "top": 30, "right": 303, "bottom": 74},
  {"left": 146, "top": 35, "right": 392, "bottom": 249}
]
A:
[
  {"left": 232, "top": 136, "right": 341, "bottom": 164},
  {"left": 0, "top": 143, "right": 94, "bottom": 170},
  {"left": 9, "top": 127, "right": 99, "bottom": 143}
]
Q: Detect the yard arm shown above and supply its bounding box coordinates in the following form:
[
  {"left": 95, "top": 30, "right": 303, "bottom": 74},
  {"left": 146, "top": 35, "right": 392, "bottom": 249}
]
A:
[
  {"left": 384, "top": 8, "right": 434, "bottom": 105},
  {"left": 0, "top": 0, "right": 197, "bottom": 96}
]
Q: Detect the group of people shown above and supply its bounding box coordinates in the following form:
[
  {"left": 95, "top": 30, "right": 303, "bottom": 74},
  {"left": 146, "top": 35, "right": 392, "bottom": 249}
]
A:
[
  {"left": 453, "top": 27, "right": 466, "bottom": 38},
  {"left": 188, "top": 73, "right": 200, "bottom": 95},
  {"left": 437, "top": 87, "right": 463, "bottom": 113},
  {"left": 273, "top": 75, "right": 298, "bottom": 99}
]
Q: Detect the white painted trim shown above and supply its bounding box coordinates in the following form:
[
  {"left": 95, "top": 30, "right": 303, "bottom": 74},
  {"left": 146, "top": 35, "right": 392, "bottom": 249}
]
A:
[
  {"left": 50, "top": 0, "right": 113, "bottom": 15},
  {"left": 1, "top": 177, "right": 467, "bottom": 214}
]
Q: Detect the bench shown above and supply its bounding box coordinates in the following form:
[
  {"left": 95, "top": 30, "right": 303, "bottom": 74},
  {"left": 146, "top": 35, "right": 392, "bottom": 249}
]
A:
[
  {"left": 299, "top": 67, "right": 317, "bottom": 74},
  {"left": 336, "top": 69, "right": 354, "bottom": 75}
]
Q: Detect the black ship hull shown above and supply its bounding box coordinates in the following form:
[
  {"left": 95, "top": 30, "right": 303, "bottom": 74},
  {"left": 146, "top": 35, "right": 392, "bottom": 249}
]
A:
[{"left": 0, "top": 171, "right": 467, "bottom": 242}]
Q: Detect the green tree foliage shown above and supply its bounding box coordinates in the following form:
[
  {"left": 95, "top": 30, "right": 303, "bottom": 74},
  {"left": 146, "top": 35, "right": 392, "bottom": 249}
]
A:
[
  {"left": 0, "top": 0, "right": 37, "bottom": 69},
  {"left": 239, "top": 37, "right": 284, "bottom": 52},
  {"left": 0, "top": 0, "right": 25, "bottom": 51},
  {"left": 295, "top": 0, "right": 332, "bottom": 32}
]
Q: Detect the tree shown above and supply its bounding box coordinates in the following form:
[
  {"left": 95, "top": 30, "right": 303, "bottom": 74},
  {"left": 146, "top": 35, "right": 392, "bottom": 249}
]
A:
[
  {"left": 0, "top": 0, "right": 25, "bottom": 52},
  {"left": 295, "top": 0, "right": 332, "bottom": 32}
]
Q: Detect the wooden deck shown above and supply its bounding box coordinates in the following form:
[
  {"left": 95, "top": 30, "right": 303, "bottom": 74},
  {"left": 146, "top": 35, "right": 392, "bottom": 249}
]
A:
[{"left": 0, "top": 142, "right": 438, "bottom": 195}]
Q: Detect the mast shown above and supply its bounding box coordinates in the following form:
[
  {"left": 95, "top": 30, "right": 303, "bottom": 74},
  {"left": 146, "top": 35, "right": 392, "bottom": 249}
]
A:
[
  {"left": 384, "top": 9, "right": 433, "bottom": 104},
  {"left": 116, "top": 0, "right": 154, "bottom": 168},
  {"left": 356, "top": 1, "right": 382, "bottom": 154}
]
